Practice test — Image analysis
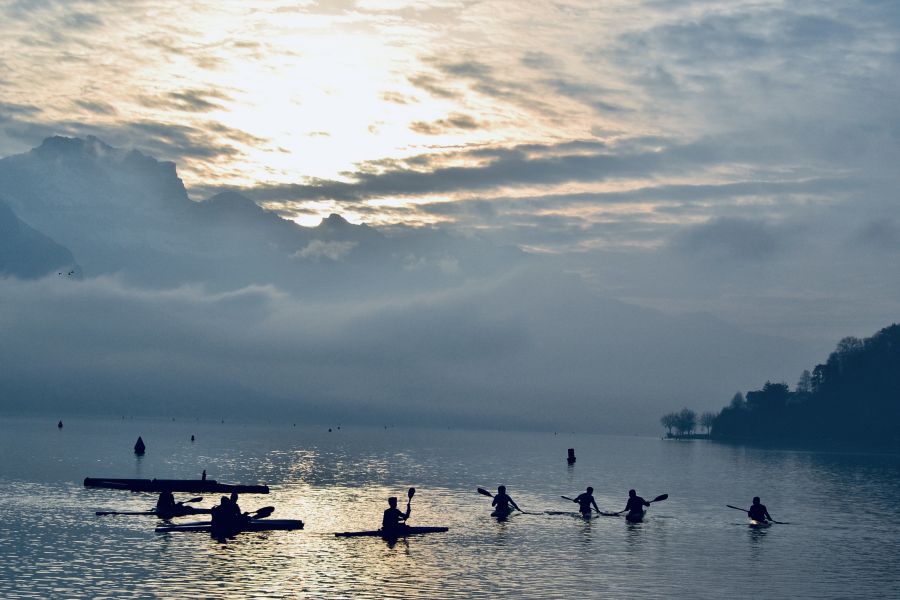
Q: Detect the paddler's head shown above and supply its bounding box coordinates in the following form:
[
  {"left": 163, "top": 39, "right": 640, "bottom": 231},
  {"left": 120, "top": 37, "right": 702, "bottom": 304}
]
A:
[
  {"left": 752, "top": 496, "right": 760, "bottom": 505},
  {"left": 220, "top": 496, "right": 229, "bottom": 505},
  {"left": 628, "top": 489, "right": 636, "bottom": 498},
  {"left": 230, "top": 492, "right": 239, "bottom": 502},
  {"left": 497, "top": 485, "right": 506, "bottom": 494},
  {"left": 586, "top": 487, "right": 593, "bottom": 493},
  {"left": 388, "top": 497, "right": 398, "bottom": 507}
]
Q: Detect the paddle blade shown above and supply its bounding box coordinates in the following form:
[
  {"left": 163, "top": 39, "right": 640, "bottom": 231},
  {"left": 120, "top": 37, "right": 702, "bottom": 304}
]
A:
[
  {"left": 477, "top": 487, "right": 494, "bottom": 498},
  {"left": 185, "top": 497, "right": 202, "bottom": 503},
  {"left": 408, "top": 487, "right": 416, "bottom": 500},
  {"left": 652, "top": 494, "right": 668, "bottom": 503},
  {"left": 251, "top": 506, "right": 275, "bottom": 519}
]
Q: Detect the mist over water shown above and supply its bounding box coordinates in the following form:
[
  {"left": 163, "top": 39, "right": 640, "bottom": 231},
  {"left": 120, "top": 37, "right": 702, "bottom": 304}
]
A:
[{"left": 3, "top": 416, "right": 899, "bottom": 598}]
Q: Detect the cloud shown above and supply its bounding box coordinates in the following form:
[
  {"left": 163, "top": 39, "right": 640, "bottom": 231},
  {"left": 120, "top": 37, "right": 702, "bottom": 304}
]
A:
[
  {"left": 409, "top": 112, "right": 482, "bottom": 135},
  {"left": 671, "top": 217, "right": 795, "bottom": 261},
  {"left": 852, "top": 219, "right": 900, "bottom": 252},
  {"left": 137, "top": 88, "right": 232, "bottom": 113},
  {"left": 73, "top": 99, "right": 118, "bottom": 115},
  {"left": 0, "top": 266, "right": 814, "bottom": 431},
  {"left": 292, "top": 239, "right": 357, "bottom": 261}
]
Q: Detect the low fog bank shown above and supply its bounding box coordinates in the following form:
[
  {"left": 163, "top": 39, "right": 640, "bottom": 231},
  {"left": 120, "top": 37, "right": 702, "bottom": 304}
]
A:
[{"left": 0, "top": 269, "right": 811, "bottom": 433}]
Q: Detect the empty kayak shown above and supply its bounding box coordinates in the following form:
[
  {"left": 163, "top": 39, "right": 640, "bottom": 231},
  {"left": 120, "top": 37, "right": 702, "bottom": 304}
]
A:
[
  {"left": 155, "top": 518, "right": 303, "bottom": 533},
  {"left": 335, "top": 526, "right": 449, "bottom": 538},
  {"left": 85, "top": 477, "right": 269, "bottom": 494}
]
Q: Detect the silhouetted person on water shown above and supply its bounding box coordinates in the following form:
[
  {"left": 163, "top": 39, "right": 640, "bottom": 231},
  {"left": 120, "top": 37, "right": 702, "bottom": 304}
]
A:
[
  {"left": 492, "top": 485, "right": 520, "bottom": 516},
  {"left": 211, "top": 494, "right": 245, "bottom": 529},
  {"left": 156, "top": 491, "right": 176, "bottom": 515},
  {"left": 624, "top": 489, "right": 649, "bottom": 519},
  {"left": 229, "top": 492, "right": 242, "bottom": 517},
  {"left": 573, "top": 487, "right": 600, "bottom": 516},
  {"left": 382, "top": 496, "right": 411, "bottom": 532},
  {"left": 748, "top": 497, "right": 773, "bottom": 523}
]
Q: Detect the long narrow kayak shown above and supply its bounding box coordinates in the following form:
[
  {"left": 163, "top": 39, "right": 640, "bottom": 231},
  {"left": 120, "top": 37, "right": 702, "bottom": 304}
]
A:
[
  {"left": 335, "top": 526, "right": 449, "bottom": 538},
  {"left": 84, "top": 478, "right": 269, "bottom": 494},
  {"left": 155, "top": 519, "right": 303, "bottom": 533},
  {"left": 749, "top": 519, "right": 772, "bottom": 528},
  {"left": 96, "top": 506, "right": 211, "bottom": 517}
]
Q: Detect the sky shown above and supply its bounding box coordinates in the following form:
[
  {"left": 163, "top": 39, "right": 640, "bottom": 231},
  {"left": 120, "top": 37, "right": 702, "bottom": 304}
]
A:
[{"left": 1, "top": 0, "right": 899, "bottom": 429}]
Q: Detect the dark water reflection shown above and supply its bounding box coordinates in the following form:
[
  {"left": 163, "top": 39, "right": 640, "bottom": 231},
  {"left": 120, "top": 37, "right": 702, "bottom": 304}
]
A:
[{"left": 2, "top": 417, "right": 900, "bottom": 598}]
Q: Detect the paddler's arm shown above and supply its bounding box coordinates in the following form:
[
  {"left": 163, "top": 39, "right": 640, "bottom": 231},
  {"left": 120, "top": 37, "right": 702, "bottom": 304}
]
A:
[
  {"left": 402, "top": 503, "right": 411, "bottom": 521},
  {"left": 592, "top": 499, "right": 600, "bottom": 512},
  {"left": 510, "top": 499, "right": 521, "bottom": 512}
]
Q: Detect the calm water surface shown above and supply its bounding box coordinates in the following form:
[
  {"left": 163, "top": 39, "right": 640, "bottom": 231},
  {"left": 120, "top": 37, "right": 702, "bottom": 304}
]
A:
[{"left": 2, "top": 416, "right": 900, "bottom": 599}]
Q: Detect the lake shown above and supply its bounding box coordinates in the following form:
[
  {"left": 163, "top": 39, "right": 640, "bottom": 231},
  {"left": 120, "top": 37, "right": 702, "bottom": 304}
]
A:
[{"left": 2, "top": 416, "right": 899, "bottom": 599}]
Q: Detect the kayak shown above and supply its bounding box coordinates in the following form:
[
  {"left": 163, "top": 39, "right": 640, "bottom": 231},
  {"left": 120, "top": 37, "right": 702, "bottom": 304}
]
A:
[
  {"left": 155, "top": 518, "right": 303, "bottom": 533},
  {"left": 335, "top": 526, "right": 449, "bottom": 538},
  {"left": 96, "top": 506, "right": 211, "bottom": 517},
  {"left": 545, "top": 510, "right": 595, "bottom": 518},
  {"left": 491, "top": 508, "right": 514, "bottom": 519},
  {"left": 84, "top": 477, "right": 269, "bottom": 494},
  {"left": 749, "top": 519, "right": 772, "bottom": 528},
  {"left": 625, "top": 509, "right": 646, "bottom": 523}
]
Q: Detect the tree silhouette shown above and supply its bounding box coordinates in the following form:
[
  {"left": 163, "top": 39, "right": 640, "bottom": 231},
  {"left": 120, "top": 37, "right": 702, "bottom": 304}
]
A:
[
  {"left": 675, "top": 407, "right": 697, "bottom": 435},
  {"left": 700, "top": 411, "right": 716, "bottom": 434},
  {"left": 709, "top": 324, "right": 900, "bottom": 447},
  {"left": 660, "top": 413, "right": 677, "bottom": 436}
]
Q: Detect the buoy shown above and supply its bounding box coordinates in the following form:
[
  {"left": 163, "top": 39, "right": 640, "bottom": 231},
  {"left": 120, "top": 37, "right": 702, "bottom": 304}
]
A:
[
  {"left": 57, "top": 420, "right": 63, "bottom": 429},
  {"left": 567, "top": 448, "right": 576, "bottom": 464},
  {"left": 134, "top": 436, "right": 146, "bottom": 455},
  {"left": 190, "top": 434, "right": 195, "bottom": 442},
  {"left": 201, "top": 469, "right": 207, "bottom": 481}
]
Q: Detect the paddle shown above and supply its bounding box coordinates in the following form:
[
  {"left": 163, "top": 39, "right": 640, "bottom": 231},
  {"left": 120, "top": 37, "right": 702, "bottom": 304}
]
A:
[
  {"left": 96, "top": 497, "right": 205, "bottom": 516},
  {"left": 615, "top": 493, "right": 669, "bottom": 516},
  {"left": 246, "top": 506, "right": 275, "bottom": 520},
  {"left": 561, "top": 495, "right": 604, "bottom": 515},
  {"left": 404, "top": 487, "right": 415, "bottom": 522},
  {"left": 477, "top": 487, "right": 530, "bottom": 514},
  {"left": 726, "top": 504, "right": 789, "bottom": 524}
]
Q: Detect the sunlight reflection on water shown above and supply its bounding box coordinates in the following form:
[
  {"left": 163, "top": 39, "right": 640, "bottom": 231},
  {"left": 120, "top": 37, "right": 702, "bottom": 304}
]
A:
[{"left": 2, "top": 417, "right": 900, "bottom": 598}]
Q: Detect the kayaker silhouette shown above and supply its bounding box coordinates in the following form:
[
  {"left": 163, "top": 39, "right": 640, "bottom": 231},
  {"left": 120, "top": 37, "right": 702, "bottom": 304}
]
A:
[
  {"left": 572, "top": 486, "right": 600, "bottom": 517},
  {"left": 156, "top": 491, "right": 176, "bottom": 515},
  {"left": 748, "top": 497, "right": 773, "bottom": 523},
  {"left": 382, "top": 496, "right": 411, "bottom": 533},
  {"left": 210, "top": 494, "right": 244, "bottom": 530},
  {"left": 624, "top": 489, "right": 650, "bottom": 520},
  {"left": 491, "top": 485, "right": 520, "bottom": 518}
]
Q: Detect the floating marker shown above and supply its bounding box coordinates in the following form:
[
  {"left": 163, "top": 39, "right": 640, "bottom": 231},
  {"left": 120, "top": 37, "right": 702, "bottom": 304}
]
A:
[
  {"left": 134, "top": 436, "right": 146, "bottom": 455},
  {"left": 191, "top": 434, "right": 195, "bottom": 442},
  {"left": 567, "top": 448, "right": 576, "bottom": 464},
  {"left": 201, "top": 469, "right": 207, "bottom": 481},
  {"left": 57, "top": 420, "right": 63, "bottom": 429}
]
